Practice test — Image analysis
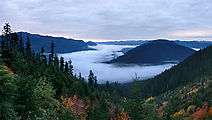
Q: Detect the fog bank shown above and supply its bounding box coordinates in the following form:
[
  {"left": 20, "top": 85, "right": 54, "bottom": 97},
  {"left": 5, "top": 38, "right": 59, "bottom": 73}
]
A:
[{"left": 59, "top": 44, "right": 175, "bottom": 83}]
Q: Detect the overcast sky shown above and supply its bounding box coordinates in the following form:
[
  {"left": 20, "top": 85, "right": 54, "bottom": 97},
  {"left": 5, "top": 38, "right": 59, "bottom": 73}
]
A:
[{"left": 1, "top": 0, "right": 212, "bottom": 41}]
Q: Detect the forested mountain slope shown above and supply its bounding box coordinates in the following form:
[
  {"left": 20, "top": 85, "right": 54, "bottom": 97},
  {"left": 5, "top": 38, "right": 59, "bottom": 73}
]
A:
[
  {"left": 109, "top": 40, "right": 195, "bottom": 65},
  {"left": 141, "top": 44, "right": 212, "bottom": 97},
  {"left": 0, "top": 32, "right": 95, "bottom": 53}
]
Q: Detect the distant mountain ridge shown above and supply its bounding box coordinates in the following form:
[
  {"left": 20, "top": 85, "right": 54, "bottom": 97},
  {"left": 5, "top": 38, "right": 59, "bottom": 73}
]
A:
[
  {"left": 0, "top": 32, "right": 96, "bottom": 53},
  {"left": 109, "top": 40, "right": 195, "bottom": 65},
  {"left": 97, "top": 39, "right": 212, "bottom": 49}
]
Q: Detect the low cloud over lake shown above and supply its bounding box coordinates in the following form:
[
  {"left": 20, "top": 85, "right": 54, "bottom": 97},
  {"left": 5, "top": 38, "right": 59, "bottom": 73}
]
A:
[{"left": 59, "top": 45, "right": 174, "bottom": 83}]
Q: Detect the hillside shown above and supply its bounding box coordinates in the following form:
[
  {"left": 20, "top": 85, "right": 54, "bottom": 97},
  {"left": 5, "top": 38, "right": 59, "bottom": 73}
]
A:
[
  {"left": 149, "top": 78, "right": 212, "bottom": 119},
  {"left": 139, "top": 44, "right": 212, "bottom": 97},
  {"left": 109, "top": 40, "right": 195, "bottom": 65},
  {"left": 0, "top": 32, "right": 96, "bottom": 53}
]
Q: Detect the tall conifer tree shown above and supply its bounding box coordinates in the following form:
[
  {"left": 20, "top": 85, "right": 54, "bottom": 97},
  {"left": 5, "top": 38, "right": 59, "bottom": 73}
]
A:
[
  {"left": 49, "top": 41, "right": 55, "bottom": 64},
  {"left": 88, "top": 70, "right": 94, "bottom": 86},
  {"left": 25, "top": 35, "right": 31, "bottom": 59},
  {"left": 60, "top": 57, "right": 64, "bottom": 72},
  {"left": 19, "top": 32, "right": 24, "bottom": 54}
]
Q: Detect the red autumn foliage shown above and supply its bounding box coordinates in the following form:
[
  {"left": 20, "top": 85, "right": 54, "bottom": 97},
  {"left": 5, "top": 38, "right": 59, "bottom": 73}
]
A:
[
  {"left": 60, "top": 94, "right": 90, "bottom": 119},
  {"left": 110, "top": 108, "right": 130, "bottom": 120},
  {"left": 190, "top": 103, "right": 208, "bottom": 120},
  {"left": 208, "top": 106, "right": 212, "bottom": 116}
]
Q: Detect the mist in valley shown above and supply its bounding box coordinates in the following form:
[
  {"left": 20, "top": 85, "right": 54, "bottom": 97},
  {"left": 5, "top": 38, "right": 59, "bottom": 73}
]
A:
[{"left": 59, "top": 44, "right": 175, "bottom": 83}]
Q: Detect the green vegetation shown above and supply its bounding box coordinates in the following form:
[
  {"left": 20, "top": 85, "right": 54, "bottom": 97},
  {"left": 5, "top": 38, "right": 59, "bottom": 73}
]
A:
[{"left": 0, "top": 23, "right": 211, "bottom": 120}]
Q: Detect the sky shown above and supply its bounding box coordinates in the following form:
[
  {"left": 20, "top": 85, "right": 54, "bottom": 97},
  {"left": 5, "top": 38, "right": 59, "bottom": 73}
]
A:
[{"left": 1, "top": 0, "right": 212, "bottom": 42}]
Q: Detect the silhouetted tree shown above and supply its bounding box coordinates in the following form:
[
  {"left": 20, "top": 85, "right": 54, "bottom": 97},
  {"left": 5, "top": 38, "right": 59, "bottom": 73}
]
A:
[
  {"left": 88, "top": 70, "right": 94, "bottom": 86},
  {"left": 64, "top": 61, "right": 69, "bottom": 74},
  {"left": 40, "top": 47, "right": 45, "bottom": 62},
  {"left": 54, "top": 54, "right": 59, "bottom": 69},
  {"left": 1, "top": 23, "right": 12, "bottom": 49},
  {"left": 49, "top": 41, "right": 55, "bottom": 64},
  {"left": 60, "top": 57, "right": 64, "bottom": 72},
  {"left": 1, "top": 23, "right": 13, "bottom": 66},
  {"left": 94, "top": 76, "right": 97, "bottom": 87},
  {"left": 68, "top": 60, "right": 73, "bottom": 76}
]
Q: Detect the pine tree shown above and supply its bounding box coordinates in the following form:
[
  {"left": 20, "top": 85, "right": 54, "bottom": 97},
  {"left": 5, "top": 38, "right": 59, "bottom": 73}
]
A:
[
  {"left": 1, "top": 23, "right": 13, "bottom": 66},
  {"left": 19, "top": 32, "right": 24, "bottom": 54},
  {"left": 11, "top": 33, "right": 19, "bottom": 48},
  {"left": 1, "top": 23, "right": 12, "bottom": 49},
  {"left": 32, "top": 49, "right": 35, "bottom": 59},
  {"left": 68, "top": 60, "right": 73, "bottom": 76},
  {"left": 88, "top": 70, "right": 94, "bottom": 86},
  {"left": 129, "top": 75, "right": 144, "bottom": 120},
  {"left": 40, "top": 47, "right": 45, "bottom": 61},
  {"left": 64, "top": 61, "right": 69, "bottom": 74},
  {"left": 49, "top": 41, "right": 55, "bottom": 64},
  {"left": 25, "top": 35, "right": 31, "bottom": 59},
  {"left": 60, "top": 57, "right": 64, "bottom": 72},
  {"left": 54, "top": 54, "right": 59, "bottom": 69},
  {"left": 94, "top": 76, "right": 97, "bottom": 87},
  {"left": 0, "top": 74, "right": 18, "bottom": 120},
  {"left": 106, "top": 81, "right": 109, "bottom": 91}
]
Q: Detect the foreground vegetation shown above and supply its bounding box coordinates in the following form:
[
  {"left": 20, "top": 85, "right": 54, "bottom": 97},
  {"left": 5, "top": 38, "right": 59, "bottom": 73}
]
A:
[{"left": 0, "top": 23, "right": 211, "bottom": 120}]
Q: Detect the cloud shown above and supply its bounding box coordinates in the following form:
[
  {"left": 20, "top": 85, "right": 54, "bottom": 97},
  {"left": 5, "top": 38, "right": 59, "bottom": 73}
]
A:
[
  {"left": 170, "top": 30, "right": 212, "bottom": 37},
  {"left": 58, "top": 45, "right": 174, "bottom": 83},
  {"left": 1, "top": 0, "right": 212, "bottom": 41}
]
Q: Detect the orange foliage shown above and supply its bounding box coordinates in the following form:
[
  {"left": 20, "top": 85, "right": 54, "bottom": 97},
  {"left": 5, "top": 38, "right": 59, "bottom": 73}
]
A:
[
  {"left": 110, "top": 108, "right": 130, "bottom": 120},
  {"left": 145, "top": 96, "right": 154, "bottom": 103},
  {"left": 208, "top": 106, "right": 212, "bottom": 116},
  {"left": 187, "top": 89, "right": 198, "bottom": 95},
  {"left": 60, "top": 94, "right": 90, "bottom": 119},
  {"left": 173, "top": 109, "right": 185, "bottom": 118},
  {"left": 190, "top": 103, "right": 208, "bottom": 120},
  {"left": 187, "top": 105, "right": 196, "bottom": 112},
  {"left": 1, "top": 65, "right": 14, "bottom": 75}
]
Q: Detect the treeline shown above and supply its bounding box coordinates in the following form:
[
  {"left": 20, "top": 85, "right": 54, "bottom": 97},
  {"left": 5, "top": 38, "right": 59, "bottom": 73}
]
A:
[
  {"left": 0, "top": 23, "right": 158, "bottom": 120},
  {"left": 0, "top": 23, "right": 114, "bottom": 119}
]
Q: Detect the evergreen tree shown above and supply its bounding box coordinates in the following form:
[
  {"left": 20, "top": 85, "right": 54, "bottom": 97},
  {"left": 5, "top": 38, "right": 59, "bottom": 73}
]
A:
[
  {"left": 64, "top": 61, "right": 69, "bottom": 74},
  {"left": 32, "top": 49, "right": 35, "bottom": 59},
  {"left": 1, "top": 23, "right": 12, "bottom": 49},
  {"left": 40, "top": 47, "right": 45, "bottom": 62},
  {"left": 68, "top": 60, "right": 73, "bottom": 76},
  {"left": 11, "top": 33, "right": 19, "bottom": 48},
  {"left": 1, "top": 23, "right": 13, "bottom": 67},
  {"left": 49, "top": 41, "right": 55, "bottom": 64},
  {"left": 54, "top": 54, "right": 59, "bottom": 69},
  {"left": 0, "top": 72, "right": 18, "bottom": 120},
  {"left": 106, "top": 81, "right": 110, "bottom": 91},
  {"left": 129, "top": 75, "right": 144, "bottom": 120},
  {"left": 94, "top": 76, "right": 97, "bottom": 87},
  {"left": 60, "top": 57, "right": 64, "bottom": 72},
  {"left": 88, "top": 70, "right": 94, "bottom": 86},
  {"left": 19, "top": 32, "right": 24, "bottom": 54},
  {"left": 25, "top": 35, "right": 32, "bottom": 59}
]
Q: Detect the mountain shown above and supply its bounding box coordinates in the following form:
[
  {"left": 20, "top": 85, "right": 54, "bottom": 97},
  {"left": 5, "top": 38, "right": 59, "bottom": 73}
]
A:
[
  {"left": 140, "top": 44, "right": 212, "bottom": 97},
  {"left": 175, "top": 40, "right": 212, "bottom": 49},
  {"left": 97, "top": 40, "right": 147, "bottom": 46},
  {"left": 86, "top": 41, "right": 97, "bottom": 46},
  {"left": 0, "top": 32, "right": 95, "bottom": 53},
  {"left": 109, "top": 40, "right": 195, "bottom": 65},
  {"left": 97, "top": 40, "right": 212, "bottom": 49}
]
